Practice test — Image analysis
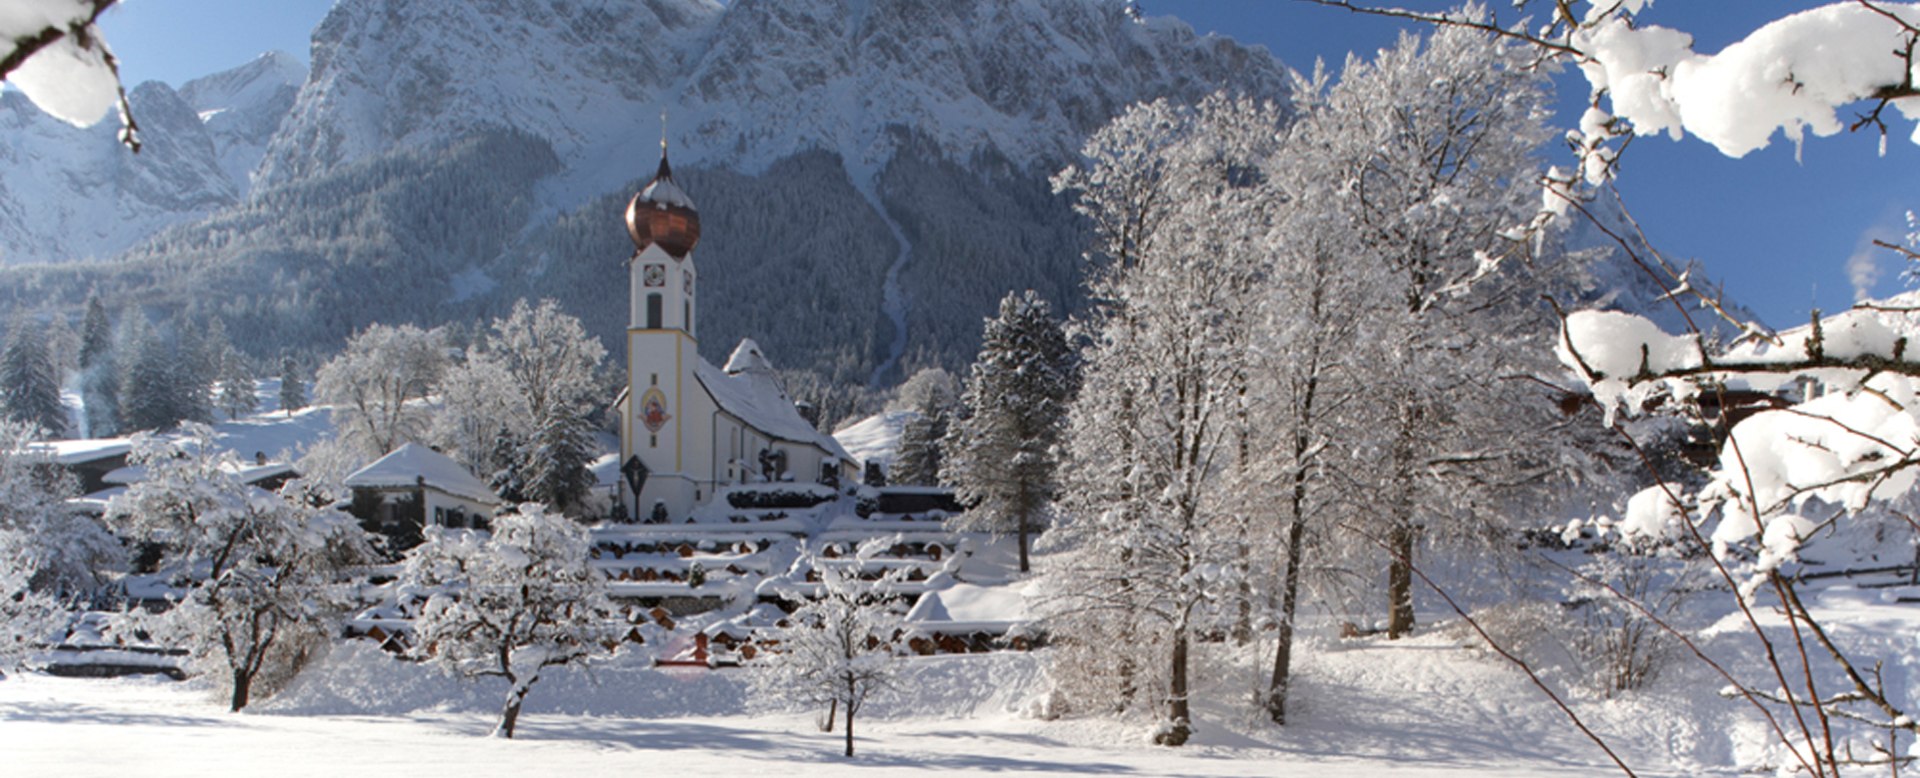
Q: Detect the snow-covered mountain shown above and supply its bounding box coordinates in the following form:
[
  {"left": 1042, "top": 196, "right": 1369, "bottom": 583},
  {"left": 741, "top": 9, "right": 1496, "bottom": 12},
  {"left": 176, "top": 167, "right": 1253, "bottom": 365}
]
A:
[
  {"left": 179, "top": 51, "right": 308, "bottom": 191},
  {"left": 259, "top": 0, "right": 1281, "bottom": 200},
  {"left": 0, "top": 51, "right": 304, "bottom": 264},
  {"left": 0, "top": 0, "right": 1289, "bottom": 385}
]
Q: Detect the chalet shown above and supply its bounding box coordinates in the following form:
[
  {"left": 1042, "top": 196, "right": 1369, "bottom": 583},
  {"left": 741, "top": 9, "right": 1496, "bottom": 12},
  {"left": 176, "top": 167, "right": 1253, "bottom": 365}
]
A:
[{"left": 344, "top": 443, "right": 499, "bottom": 549}]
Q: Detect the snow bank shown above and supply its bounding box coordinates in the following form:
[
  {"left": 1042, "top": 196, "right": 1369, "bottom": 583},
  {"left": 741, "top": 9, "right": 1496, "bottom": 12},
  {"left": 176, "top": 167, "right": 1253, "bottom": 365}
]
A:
[{"left": 266, "top": 641, "right": 1046, "bottom": 722}]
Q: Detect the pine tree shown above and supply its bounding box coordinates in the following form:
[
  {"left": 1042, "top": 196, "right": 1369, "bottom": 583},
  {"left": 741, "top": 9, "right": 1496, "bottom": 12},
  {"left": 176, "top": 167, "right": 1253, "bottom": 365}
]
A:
[
  {"left": 1, "top": 317, "right": 67, "bottom": 437},
  {"left": 944, "top": 290, "right": 1076, "bottom": 573},
  {"left": 216, "top": 352, "right": 258, "bottom": 420},
  {"left": 78, "top": 294, "right": 111, "bottom": 371},
  {"left": 277, "top": 357, "right": 306, "bottom": 416},
  {"left": 120, "top": 328, "right": 183, "bottom": 432},
  {"left": 522, "top": 412, "right": 595, "bottom": 514},
  {"left": 891, "top": 395, "right": 949, "bottom": 486}
]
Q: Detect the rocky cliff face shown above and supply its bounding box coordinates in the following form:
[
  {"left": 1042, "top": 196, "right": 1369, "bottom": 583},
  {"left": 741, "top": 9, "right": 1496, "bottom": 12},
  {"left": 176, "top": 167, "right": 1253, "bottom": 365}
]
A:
[
  {"left": 0, "top": 0, "right": 1291, "bottom": 384},
  {"left": 0, "top": 51, "right": 303, "bottom": 264}
]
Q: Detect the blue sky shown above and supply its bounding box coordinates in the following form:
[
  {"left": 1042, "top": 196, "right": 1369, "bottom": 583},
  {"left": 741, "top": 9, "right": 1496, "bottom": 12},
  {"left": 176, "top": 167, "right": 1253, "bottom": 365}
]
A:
[{"left": 95, "top": 0, "right": 1920, "bottom": 329}]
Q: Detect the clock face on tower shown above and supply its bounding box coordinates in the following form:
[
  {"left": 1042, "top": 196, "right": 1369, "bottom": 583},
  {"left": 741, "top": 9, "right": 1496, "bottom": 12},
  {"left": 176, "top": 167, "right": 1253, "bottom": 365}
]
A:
[{"left": 643, "top": 264, "right": 666, "bottom": 287}]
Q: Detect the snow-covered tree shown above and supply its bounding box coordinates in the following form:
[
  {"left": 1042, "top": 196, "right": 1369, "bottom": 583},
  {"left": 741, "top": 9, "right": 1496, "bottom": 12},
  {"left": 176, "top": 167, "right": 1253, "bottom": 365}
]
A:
[
  {"left": 435, "top": 299, "right": 604, "bottom": 513},
  {"left": 430, "top": 356, "right": 522, "bottom": 476},
  {"left": 1051, "top": 94, "right": 1279, "bottom": 746},
  {"left": 1, "top": 316, "right": 67, "bottom": 437},
  {"left": 314, "top": 323, "right": 447, "bottom": 459},
  {"left": 1292, "top": 23, "right": 1564, "bottom": 640},
  {"left": 76, "top": 295, "right": 119, "bottom": 436},
  {"left": 943, "top": 290, "right": 1076, "bottom": 573},
  {"left": 401, "top": 503, "right": 615, "bottom": 738},
  {"left": 752, "top": 546, "right": 909, "bottom": 757},
  {"left": 891, "top": 398, "right": 950, "bottom": 487},
  {"left": 78, "top": 294, "right": 110, "bottom": 371},
  {"left": 105, "top": 425, "right": 369, "bottom": 711},
  {"left": 0, "top": 420, "right": 118, "bottom": 600},
  {"left": 215, "top": 352, "right": 258, "bottom": 421},
  {"left": 277, "top": 356, "right": 306, "bottom": 416},
  {"left": 0, "top": 549, "right": 62, "bottom": 677}
]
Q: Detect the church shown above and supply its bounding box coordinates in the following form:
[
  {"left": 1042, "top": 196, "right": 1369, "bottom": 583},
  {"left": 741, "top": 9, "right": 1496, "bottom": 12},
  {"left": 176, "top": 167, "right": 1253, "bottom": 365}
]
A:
[{"left": 613, "top": 143, "right": 856, "bottom": 520}]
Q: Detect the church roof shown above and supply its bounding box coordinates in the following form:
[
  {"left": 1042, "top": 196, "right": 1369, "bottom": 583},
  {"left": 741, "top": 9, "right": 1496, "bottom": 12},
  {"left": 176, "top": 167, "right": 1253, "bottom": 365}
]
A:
[
  {"left": 694, "top": 342, "right": 852, "bottom": 462},
  {"left": 344, "top": 443, "right": 499, "bottom": 505},
  {"left": 722, "top": 338, "right": 773, "bottom": 374}
]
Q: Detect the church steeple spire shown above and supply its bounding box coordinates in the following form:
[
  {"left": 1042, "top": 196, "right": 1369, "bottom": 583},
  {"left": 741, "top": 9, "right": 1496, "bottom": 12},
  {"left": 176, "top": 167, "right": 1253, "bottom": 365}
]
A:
[{"left": 624, "top": 117, "right": 700, "bottom": 259}]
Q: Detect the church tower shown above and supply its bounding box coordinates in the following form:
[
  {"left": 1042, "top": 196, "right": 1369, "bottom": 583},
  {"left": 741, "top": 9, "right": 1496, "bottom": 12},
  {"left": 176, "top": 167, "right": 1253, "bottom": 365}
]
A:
[{"left": 622, "top": 138, "right": 702, "bottom": 517}]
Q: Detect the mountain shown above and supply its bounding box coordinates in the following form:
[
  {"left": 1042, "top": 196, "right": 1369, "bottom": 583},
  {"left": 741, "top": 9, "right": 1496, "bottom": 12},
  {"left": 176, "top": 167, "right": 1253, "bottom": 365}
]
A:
[
  {"left": 179, "top": 51, "right": 309, "bottom": 192},
  {"left": 0, "top": 51, "right": 304, "bottom": 265},
  {"left": 0, "top": 0, "right": 1291, "bottom": 387}
]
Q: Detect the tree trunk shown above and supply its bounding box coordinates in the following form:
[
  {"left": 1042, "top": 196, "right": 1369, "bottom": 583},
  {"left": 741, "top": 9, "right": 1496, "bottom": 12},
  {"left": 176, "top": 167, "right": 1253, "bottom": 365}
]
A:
[
  {"left": 821, "top": 698, "right": 836, "bottom": 732},
  {"left": 1017, "top": 511, "right": 1031, "bottom": 574},
  {"left": 843, "top": 679, "right": 857, "bottom": 757},
  {"left": 1160, "top": 629, "right": 1192, "bottom": 746},
  {"left": 496, "top": 684, "right": 529, "bottom": 739},
  {"left": 1266, "top": 517, "right": 1307, "bottom": 724},
  {"left": 1386, "top": 523, "right": 1416, "bottom": 640},
  {"left": 229, "top": 668, "right": 253, "bottom": 712}
]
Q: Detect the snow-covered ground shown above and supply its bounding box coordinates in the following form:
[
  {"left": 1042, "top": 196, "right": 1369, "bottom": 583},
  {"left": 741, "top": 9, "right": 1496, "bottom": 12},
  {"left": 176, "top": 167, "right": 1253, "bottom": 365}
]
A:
[{"left": 1, "top": 623, "right": 1741, "bottom": 777}]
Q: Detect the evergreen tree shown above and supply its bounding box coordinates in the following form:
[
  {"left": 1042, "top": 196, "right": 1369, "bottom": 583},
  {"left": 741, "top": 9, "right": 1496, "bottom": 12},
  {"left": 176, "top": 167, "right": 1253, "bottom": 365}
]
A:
[
  {"left": 888, "top": 367, "right": 957, "bottom": 486},
  {"left": 943, "top": 290, "right": 1076, "bottom": 573},
  {"left": 216, "top": 352, "right": 258, "bottom": 420},
  {"left": 891, "top": 396, "right": 949, "bottom": 487},
  {"left": 121, "top": 328, "right": 185, "bottom": 432},
  {"left": 277, "top": 357, "right": 306, "bottom": 416},
  {"left": 522, "top": 413, "right": 595, "bottom": 514},
  {"left": 1, "top": 317, "right": 67, "bottom": 437},
  {"left": 78, "top": 294, "right": 111, "bottom": 371}
]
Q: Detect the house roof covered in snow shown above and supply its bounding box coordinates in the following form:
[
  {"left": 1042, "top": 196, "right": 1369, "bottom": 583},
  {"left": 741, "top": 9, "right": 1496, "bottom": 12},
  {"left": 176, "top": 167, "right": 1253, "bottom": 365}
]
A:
[
  {"left": 24, "top": 438, "right": 132, "bottom": 465},
  {"left": 343, "top": 443, "right": 498, "bottom": 505},
  {"left": 905, "top": 583, "right": 1029, "bottom": 634}
]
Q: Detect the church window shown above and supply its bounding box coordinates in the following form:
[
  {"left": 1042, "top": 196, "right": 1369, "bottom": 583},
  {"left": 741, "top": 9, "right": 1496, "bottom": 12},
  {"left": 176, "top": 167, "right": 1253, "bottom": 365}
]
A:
[
  {"left": 684, "top": 301, "right": 692, "bottom": 334},
  {"left": 650, "top": 373, "right": 658, "bottom": 386},
  {"left": 646, "top": 294, "right": 663, "bottom": 329},
  {"left": 650, "top": 434, "right": 657, "bottom": 448}
]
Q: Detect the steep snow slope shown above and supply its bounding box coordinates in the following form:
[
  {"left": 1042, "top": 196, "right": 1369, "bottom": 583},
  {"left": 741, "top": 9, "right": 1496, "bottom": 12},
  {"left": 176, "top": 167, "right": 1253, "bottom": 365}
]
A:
[
  {"left": 0, "top": 52, "right": 303, "bottom": 264},
  {"left": 178, "top": 51, "right": 308, "bottom": 191}
]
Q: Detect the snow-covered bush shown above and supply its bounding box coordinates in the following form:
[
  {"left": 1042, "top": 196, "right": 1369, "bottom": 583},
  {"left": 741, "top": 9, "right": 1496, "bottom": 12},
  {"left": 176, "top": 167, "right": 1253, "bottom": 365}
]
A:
[
  {"left": 106, "top": 425, "right": 371, "bottom": 711},
  {"left": 400, "top": 503, "right": 616, "bottom": 738},
  {"left": 750, "top": 544, "right": 910, "bottom": 757},
  {"left": 0, "top": 550, "right": 63, "bottom": 676},
  {"left": 0, "top": 421, "right": 120, "bottom": 600}
]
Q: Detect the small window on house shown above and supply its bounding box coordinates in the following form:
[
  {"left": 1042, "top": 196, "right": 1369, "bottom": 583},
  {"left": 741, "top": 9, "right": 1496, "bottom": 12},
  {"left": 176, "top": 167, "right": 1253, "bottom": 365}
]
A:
[{"left": 646, "top": 293, "right": 663, "bottom": 329}]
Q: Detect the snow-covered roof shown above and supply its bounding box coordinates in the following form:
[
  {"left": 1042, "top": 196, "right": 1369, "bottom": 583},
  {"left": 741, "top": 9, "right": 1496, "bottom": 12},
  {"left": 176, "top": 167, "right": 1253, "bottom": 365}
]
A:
[
  {"left": 343, "top": 443, "right": 498, "bottom": 505},
  {"left": 723, "top": 338, "right": 773, "bottom": 375},
  {"left": 24, "top": 438, "right": 132, "bottom": 465},
  {"left": 103, "top": 460, "right": 294, "bottom": 487},
  {"left": 693, "top": 347, "right": 852, "bottom": 462},
  {"left": 906, "top": 583, "right": 1029, "bottom": 633}
]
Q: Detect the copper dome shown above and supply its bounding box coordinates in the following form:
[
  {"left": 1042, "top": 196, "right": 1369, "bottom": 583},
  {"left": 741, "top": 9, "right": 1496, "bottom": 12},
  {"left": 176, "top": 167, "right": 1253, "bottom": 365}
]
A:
[{"left": 625, "top": 153, "right": 700, "bottom": 259}]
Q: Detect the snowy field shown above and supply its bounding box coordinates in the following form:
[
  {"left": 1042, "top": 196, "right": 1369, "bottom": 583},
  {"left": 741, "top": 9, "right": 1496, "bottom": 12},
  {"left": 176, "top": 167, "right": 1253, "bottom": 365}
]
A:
[{"left": 0, "top": 629, "right": 1740, "bottom": 777}]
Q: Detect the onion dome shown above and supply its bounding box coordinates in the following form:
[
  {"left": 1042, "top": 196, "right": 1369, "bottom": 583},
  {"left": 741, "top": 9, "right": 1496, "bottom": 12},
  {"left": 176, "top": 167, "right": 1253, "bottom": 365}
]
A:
[{"left": 625, "top": 149, "right": 701, "bottom": 259}]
